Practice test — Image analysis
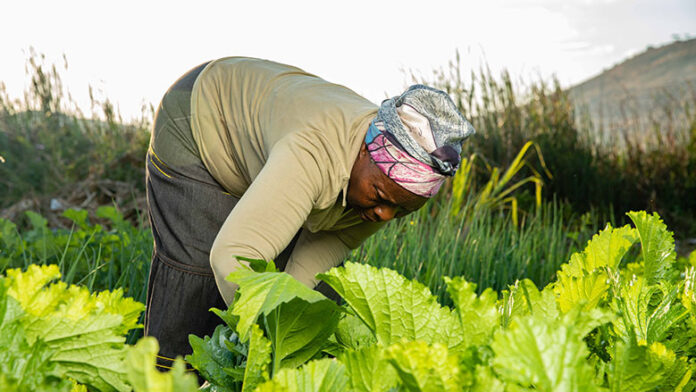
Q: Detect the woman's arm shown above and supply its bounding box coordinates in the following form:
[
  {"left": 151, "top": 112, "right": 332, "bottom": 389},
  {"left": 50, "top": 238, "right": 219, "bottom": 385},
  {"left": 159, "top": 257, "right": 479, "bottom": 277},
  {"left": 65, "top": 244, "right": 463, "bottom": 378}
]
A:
[
  {"left": 284, "top": 220, "right": 384, "bottom": 288},
  {"left": 209, "top": 135, "right": 324, "bottom": 305}
]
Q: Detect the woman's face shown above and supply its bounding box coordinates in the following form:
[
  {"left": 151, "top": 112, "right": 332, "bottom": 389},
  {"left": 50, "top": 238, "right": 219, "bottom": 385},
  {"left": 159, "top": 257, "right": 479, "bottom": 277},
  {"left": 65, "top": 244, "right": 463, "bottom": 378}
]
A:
[{"left": 346, "top": 143, "right": 428, "bottom": 222}]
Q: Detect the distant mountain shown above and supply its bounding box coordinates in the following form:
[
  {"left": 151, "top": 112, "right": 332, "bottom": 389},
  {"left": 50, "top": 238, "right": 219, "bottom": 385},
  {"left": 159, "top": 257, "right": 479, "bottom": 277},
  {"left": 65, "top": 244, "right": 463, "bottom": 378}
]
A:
[{"left": 569, "top": 38, "right": 696, "bottom": 131}]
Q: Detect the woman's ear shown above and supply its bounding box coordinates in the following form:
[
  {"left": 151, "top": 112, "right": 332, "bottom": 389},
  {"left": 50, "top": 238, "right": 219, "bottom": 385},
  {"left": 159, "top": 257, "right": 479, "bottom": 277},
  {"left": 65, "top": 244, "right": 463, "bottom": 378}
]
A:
[{"left": 359, "top": 142, "right": 368, "bottom": 157}]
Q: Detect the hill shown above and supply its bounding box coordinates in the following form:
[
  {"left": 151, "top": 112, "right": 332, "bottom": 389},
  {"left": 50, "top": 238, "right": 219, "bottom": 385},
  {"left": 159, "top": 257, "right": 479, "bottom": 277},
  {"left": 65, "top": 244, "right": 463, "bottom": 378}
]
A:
[{"left": 569, "top": 38, "right": 696, "bottom": 131}]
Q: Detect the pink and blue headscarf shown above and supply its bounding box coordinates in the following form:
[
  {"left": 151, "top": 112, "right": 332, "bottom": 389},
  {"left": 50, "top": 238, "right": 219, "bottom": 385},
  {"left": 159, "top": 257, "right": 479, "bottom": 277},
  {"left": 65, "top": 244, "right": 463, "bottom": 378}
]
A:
[{"left": 366, "top": 85, "right": 475, "bottom": 198}]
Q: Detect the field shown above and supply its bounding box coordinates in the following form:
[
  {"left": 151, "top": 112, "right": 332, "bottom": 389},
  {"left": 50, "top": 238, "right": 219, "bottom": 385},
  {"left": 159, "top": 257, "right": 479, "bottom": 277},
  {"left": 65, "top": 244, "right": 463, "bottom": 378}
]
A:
[{"left": 1, "top": 52, "right": 695, "bottom": 391}]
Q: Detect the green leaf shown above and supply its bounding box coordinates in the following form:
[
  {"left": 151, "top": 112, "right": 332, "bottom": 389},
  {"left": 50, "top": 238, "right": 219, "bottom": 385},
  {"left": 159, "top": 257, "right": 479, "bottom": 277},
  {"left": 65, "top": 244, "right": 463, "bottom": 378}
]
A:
[
  {"left": 607, "top": 339, "right": 693, "bottom": 392},
  {"left": 26, "top": 313, "right": 130, "bottom": 391},
  {"left": 125, "top": 337, "right": 199, "bottom": 392},
  {"left": 469, "top": 366, "right": 505, "bottom": 392},
  {"left": 0, "top": 218, "right": 21, "bottom": 248},
  {"left": 186, "top": 325, "right": 244, "bottom": 391},
  {"left": 211, "top": 307, "right": 240, "bottom": 330},
  {"left": 385, "top": 340, "right": 463, "bottom": 392},
  {"left": 340, "top": 345, "right": 398, "bottom": 392},
  {"left": 559, "top": 224, "right": 638, "bottom": 278},
  {"left": 96, "top": 206, "right": 126, "bottom": 228},
  {"left": 553, "top": 224, "right": 638, "bottom": 314},
  {"left": 235, "top": 256, "right": 277, "bottom": 273},
  {"left": 648, "top": 343, "right": 695, "bottom": 392},
  {"left": 607, "top": 338, "right": 661, "bottom": 392},
  {"left": 62, "top": 209, "right": 90, "bottom": 230},
  {"left": 555, "top": 270, "right": 610, "bottom": 313},
  {"left": 318, "top": 263, "right": 464, "bottom": 351},
  {"left": 226, "top": 270, "right": 340, "bottom": 373},
  {"left": 242, "top": 324, "right": 271, "bottom": 392},
  {"left": 3, "top": 264, "right": 146, "bottom": 392},
  {"left": 613, "top": 275, "right": 689, "bottom": 347},
  {"left": 92, "top": 288, "right": 145, "bottom": 335},
  {"left": 0, "top": 284, "right": 73, "bottom": 392},
  {"left": 491, "top": 308, "right": 609, "bottom": 391},
  {"left": 333, "top": 311, "right": 376, "bottom": 352},
  {"left": 25, "top": 210, "right": 48, "bottom": 231},
  {"left": 501, "top": 279, "right": 559, "bottom": 326},
  {"left": 4, "top": 264, "right": 63, "bottom": 314},
  {"left": 627, "top": 211, "right": 677, "bottom": 285},
  {"left": 445, "top": 277, "right": 499, "bottom": 346},
  {"left": 255, "top": 358, "right": 348, "bottom": 392},
  {"left": 226, "top": 270, "right": 338, "bottom": 343},
  {"left": 5, "top": 264, "right": 144, "bottom": 331},
  {"left": 673, "top": 268, "right": 696, "bottom": 358},
  {"left": 264, "top": 297, "right": 340, "bottom": 371},
  {"left": 683, "top": 267, "right": 696, "bottom": 317},
  {"left": 646, "top": 284, "right": 690, "bottom": 345},
  {"left": 319, "top": 336, "right": 342, "bottom": 358}
]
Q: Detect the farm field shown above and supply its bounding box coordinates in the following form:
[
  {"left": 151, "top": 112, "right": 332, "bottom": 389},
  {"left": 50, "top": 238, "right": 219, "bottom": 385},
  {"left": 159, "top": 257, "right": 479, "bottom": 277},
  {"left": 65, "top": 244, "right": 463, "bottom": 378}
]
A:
[
  {"left": 2, "top": 210, "right": 695, "bottom": 390},
  {"left": 1, "top": 43, "right": 695, "bottom": 390}
]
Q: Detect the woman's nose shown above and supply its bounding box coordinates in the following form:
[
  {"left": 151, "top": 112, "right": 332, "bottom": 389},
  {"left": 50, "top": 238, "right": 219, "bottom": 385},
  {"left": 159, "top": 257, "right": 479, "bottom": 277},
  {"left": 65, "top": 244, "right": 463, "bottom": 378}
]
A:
[{"left": 373, "top": 205, "right": 397, "bottom": 222}]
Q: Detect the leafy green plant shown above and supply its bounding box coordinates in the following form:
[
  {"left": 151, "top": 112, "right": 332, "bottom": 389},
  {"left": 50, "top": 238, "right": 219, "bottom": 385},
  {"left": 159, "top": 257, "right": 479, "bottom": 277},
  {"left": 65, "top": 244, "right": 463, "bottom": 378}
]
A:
[
  {"left": 189, "top": 211, "right": 696, "bottom": 391},
  {"left": 125, "top": 337, "right": 199, "bottom": 392},
  {"left": 0, "top": 208, "right": 152, "bottom": 321},
  {"left": 2, "top": 264, "right": 144, "bottom": 391},
  {"left": 353, "top": 198, "right": 596, "bottom": 302},
  {"left": 0, "top": 263, "right": 199, "bottom": 392}
]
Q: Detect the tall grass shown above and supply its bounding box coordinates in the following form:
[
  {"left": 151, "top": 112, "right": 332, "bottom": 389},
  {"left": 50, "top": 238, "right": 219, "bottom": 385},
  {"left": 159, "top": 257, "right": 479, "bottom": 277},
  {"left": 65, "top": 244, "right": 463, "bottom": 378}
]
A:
[
  {"left": 0, "top": 50, "right": 150, "bottom": 219},
  {"left": 2, "top": 197, "right": 599, "bottom": 318},
  {"left": 351, "top": 197, "right": 600, "bottom": 305},
  {"left": 0, "top": 207, "right": 152, "bottom": 343},
  {"left": 412, "top": 52, "right": 696, "bottom": 236}
]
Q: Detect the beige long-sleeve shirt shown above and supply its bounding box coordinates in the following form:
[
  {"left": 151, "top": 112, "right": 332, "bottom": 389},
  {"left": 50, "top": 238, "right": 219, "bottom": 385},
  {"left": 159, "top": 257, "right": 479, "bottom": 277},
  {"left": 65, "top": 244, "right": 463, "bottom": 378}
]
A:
[{"left": 190, "top": 57, "right": 384, "bottom": 304}]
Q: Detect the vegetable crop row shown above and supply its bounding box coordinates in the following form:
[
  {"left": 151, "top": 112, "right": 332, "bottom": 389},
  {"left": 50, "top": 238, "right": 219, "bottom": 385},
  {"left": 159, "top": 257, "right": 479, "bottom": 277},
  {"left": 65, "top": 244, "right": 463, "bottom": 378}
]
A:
[{"left": 3, "top": 210, "right": 694, "bottom": 391}]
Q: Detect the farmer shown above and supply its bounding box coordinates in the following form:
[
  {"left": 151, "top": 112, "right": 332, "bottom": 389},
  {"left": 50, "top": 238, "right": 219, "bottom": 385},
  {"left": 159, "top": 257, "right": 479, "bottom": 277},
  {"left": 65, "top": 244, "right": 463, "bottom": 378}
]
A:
[{"left": 144, "top": 57, "right": 475, "bottom": 369}]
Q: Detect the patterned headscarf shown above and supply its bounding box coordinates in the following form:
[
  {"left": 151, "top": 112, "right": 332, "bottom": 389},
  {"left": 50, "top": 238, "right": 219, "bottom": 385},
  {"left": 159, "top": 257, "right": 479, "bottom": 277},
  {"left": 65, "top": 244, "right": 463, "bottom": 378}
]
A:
[{"left": 366, "top": 85, "right": 475, "bottom": 198}]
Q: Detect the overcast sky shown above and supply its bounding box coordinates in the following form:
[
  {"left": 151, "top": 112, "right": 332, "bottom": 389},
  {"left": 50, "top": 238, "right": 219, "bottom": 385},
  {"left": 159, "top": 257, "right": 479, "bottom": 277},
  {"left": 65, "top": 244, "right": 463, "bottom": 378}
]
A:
[{"left": 1, "top": 0, "right": 694, "bottom": 121}]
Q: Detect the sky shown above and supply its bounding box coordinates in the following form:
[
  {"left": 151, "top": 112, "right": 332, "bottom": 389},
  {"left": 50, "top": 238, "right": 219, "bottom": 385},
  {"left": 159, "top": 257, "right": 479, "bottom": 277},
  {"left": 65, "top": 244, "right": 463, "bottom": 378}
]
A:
[{"left": 1, "top": 0, "right": 694, "bottom": 121}]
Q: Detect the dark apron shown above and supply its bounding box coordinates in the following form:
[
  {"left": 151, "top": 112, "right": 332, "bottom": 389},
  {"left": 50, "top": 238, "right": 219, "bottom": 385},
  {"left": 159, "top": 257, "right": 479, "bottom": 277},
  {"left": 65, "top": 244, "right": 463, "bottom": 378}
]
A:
[{"left": 143, "top": 62, "right": 334, "bottom": 372}]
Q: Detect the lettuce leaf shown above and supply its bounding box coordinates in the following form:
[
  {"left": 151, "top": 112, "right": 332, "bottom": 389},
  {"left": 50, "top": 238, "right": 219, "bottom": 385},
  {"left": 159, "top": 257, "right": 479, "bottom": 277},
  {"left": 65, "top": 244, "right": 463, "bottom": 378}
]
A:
[
  {"left": 468, "top": 365, "right": 505, "bottom": 392},
  {"left": 5, "top": 264, "right": 143, "bottom": 333},
  {"left": 491, "top": 307, "right": 610, "bottom": 391},
  {"left": 500, "top": 279, "right": 558, "bottom": 327},
  {"left": 0, "top": 284, "right": 74, "bottom": 392},
  {"left": 125, "top": 337, "right": 199, "bottom": 392},
  {"left": 612, "top": 275, "right": 690, "bottom": 352},
  {"left": 340, "top": 345, "right": 398, "bottom": 392},
  {"left": 3, "top": 264, "right": 145, "bottom": 392},
  {"left": 554, "top": 224, "right": 637, "bottom": 313},
  {"left": 263, "top": 297, "right": 340, "bottom": 371},
  {"left": 255, "top": 359, "right": 348, "bottom": 392},
  {"left": 607, "top": 339, "right": 693, "bottom": 392},
  {"left": 555, "top": 270, "right": 610, "bottom": 313},
  {"left": 385, "top": 340, "right": 463, "bottom": 392},
  {"left": 226, "top": 270, "right": 338, "bottom": 343},
  {"left": 318, "top": 262, "right": 464, "bottom": 351},
  {"left": 333, "top": 311, "right": 376, "bottom": 352},
  {"left": 560, "top": 224, "right": 638, "bottom": 277},
  {"left": 627, "top": 211, "right": 677, "bottom": 285},
  {"left": 445, "top": 277, "right": 499, "bottom": 346}
]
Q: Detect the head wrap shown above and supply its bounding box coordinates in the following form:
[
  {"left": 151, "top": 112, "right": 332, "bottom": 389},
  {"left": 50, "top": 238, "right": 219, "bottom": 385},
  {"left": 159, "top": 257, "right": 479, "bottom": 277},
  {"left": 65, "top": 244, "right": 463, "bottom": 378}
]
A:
[{"left": 366, "top": 84, "right": 475, "bottom": 198}]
